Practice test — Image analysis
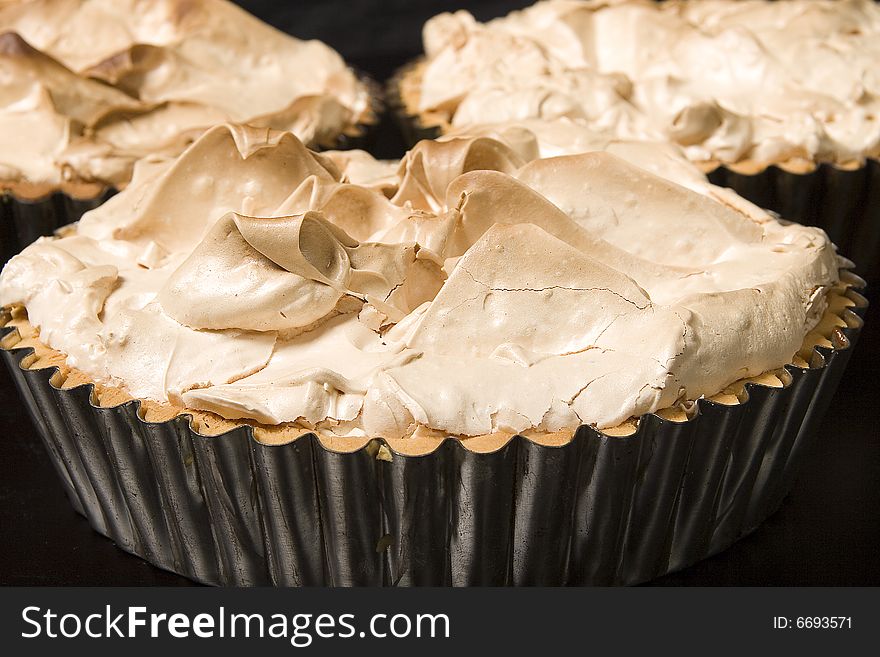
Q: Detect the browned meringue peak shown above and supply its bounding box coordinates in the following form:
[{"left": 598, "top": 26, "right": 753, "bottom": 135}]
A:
[
  {"left": 444, "top": 119, "right": 798, "bottom": 235},
  {"left": 416, "top": 0, "right": 880, "bottom": 168},
  {"left": 429, "top": 169, "right": 631, "bottom": 264},
  {"left": 444, "top": 118, "right": 712, "bottom": 193},
  {"left": 271, "top": 172, "right": 412, "bottom": 244},
  {"left": 511, "top": 152, "right": 837, "bottom": 307},
  {"left": 1, "top": 0, "right": 370, "bottom": 130},
  {"left": 514, "top": 151, "right": 763, "bottom": 269},
  {"left": 78, "top": 124, "right": 342, "bottom": 252},
  {"left": 0, "top": 31, "right": 145, "bottom": 188},
  {"left": 376, "top": 158, "right": 701, "bottom": 294},
  {"left": 394, "top": 159, "right": 787, "bottom": 306},
  {"left": 382, "top": 123, "right": 720, "bottom": 253},
  {"left": 157, "top": 211, "right": 443, "bottom": 333},
  {"left": 391, "top": 135, "right": 527, "bottom": 213},
  {"left": 0, "top": 32, "right": 141, "bottom": 124}
]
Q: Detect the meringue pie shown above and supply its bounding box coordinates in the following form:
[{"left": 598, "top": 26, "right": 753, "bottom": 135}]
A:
[
  {"left": 0, "top": 0, "right": 373, "bottom": 195},
  {"left": 0, "top": 123, "right": 840, "bottom": 441},
  {"left": 401, "top": 0, "right": 880, "bottom": 170}
]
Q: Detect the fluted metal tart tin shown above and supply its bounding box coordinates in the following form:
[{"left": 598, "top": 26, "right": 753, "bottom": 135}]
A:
[{"left": 0, "top": 280, "right": 866, "bottom": 586}]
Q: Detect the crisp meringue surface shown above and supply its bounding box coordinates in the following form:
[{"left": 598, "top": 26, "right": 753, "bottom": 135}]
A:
[
  {"left": 0, "top": 0, "right": 371, "bottom": 192},
  {"left": 0, "top": 123, "right": 839, "bottom": 439},
  {"left": 414, "top": 0, "right": 880, "bottom": 168}
]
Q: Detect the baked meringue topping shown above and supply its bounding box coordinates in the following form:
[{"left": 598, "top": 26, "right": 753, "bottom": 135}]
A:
[
  {"left": 0, "top": 123, "right": 839, "bottom": 439},
  {"left": 0, "top": 0, "right": 371, "bottom": 193},
  {"left": 413, "top": 0, "right": 880, "bottom": 168}
]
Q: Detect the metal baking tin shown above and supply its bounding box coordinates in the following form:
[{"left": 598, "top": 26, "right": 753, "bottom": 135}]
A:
[
  {"left": 0, "top": 281, "right": 865, "bottom": 586},
  {"left": 0, "top": 189, "right": 115, "bottom": 265}
]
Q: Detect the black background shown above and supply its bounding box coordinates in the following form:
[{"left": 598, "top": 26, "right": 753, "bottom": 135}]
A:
[{"left": 0, "top": 0, "right": 878, "bottom": 586}]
